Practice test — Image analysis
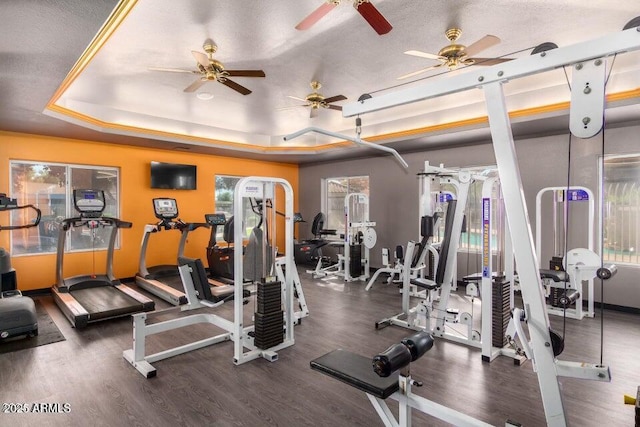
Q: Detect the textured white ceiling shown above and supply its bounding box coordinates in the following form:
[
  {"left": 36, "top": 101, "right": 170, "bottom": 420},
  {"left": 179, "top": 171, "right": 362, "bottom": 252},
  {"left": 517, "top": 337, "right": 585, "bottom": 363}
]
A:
[{"left": 36, "top": 0, "right": 640, "bottom": 155}]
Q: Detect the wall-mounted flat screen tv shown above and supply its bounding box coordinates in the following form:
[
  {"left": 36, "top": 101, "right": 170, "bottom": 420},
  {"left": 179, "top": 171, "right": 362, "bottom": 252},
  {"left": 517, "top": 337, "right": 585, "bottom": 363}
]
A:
[{"left": 150, "top": 161, "right": 197, "bottom": 190}]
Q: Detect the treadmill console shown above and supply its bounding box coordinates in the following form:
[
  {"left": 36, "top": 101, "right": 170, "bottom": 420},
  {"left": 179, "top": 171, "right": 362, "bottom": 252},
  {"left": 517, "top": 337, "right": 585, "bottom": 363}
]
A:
[
  {"left": 73, "top": 189, "right": 106, "bottom": 218},
  {"left": 153, "top": 198, "right": 178, "bottom": 220},
  {"left": 205, "top": 213, "right": 227, "bottom": 226}
]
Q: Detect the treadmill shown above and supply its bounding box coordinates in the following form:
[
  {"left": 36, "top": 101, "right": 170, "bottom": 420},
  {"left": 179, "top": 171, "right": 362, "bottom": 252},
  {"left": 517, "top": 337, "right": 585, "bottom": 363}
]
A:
[
  {"left": 52, "top": 189, "right": 154, "bottom": 328},
  {"left": 135, "top": 198, "right": 212, "bottom": 306}
]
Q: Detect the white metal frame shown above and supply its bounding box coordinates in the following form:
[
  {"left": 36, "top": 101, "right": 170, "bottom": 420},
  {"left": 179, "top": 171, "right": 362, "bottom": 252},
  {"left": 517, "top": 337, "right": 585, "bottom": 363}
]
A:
[
  {"left": 312, "top": 192, "right": 376, "bottom": 282},
  {"left": 123, "top": 176, "right": 298, "bottom": 377},
  {"left": 377, "top": 164, "right": 479, "bottom": 346},
  {"left": 233, "top": 176, "right": 296, "bottom": 365},
  {"left": 342, "top": 25, "right": 640, "bottom": 426},
  {"left": 535, "top": 186, "right": 596, "bottom": 319},
  {"left": 123, "top": 262, "right": 232, "bottom": 378},
  {"left": 479, "top": 176, "right": 524, "bottom": 363},
  {"left": 274, "top": 256, "right": 309, "bottom": 324},
  {"left": 366, "top": 373, "right": 496, "bottom": 427}
]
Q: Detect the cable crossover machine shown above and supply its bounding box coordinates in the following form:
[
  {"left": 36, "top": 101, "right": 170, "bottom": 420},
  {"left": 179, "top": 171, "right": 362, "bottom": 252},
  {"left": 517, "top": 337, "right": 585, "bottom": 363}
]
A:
[{"left": 310, "top": 18, "right": 640, "bottom": 427}]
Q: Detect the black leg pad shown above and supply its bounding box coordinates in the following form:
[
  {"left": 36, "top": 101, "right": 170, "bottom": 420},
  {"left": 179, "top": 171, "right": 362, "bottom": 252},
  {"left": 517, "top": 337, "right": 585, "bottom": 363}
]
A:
[{"left": 310, "top": 349, "right": 399, "bottom": 399}]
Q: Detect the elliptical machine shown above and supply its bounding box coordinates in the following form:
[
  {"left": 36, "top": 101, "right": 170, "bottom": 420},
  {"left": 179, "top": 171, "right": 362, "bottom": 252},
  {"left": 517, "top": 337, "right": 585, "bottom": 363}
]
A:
[
  {"left": 0, "top": 193, "right": 41, "bottom": 340},
  {"left": 294, "top": 212, "right": 335, "bottom": 266},
  {"left": 206, "top": 214, "right": 236, "bottom": 280}
]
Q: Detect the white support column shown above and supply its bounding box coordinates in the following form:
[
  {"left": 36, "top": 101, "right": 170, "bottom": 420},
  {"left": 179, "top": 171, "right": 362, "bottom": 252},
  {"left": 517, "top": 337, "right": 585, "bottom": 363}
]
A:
[
  {"left": 483, "top": 81, "right": 566, "bottom": 427},
  {"left": 481, "top": 177, "right": 498, "bottom": 360}
]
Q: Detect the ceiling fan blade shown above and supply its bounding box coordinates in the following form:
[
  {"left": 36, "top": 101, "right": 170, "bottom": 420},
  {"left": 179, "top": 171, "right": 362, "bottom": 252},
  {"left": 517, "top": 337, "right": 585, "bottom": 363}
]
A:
[
  {"left": 295, "top": 2, "right": 337, "bottom": 30},
  {"left": 184, "top": 79, "right": 208, "bottom": 93},
  {"left": 191, "top": 50, "right": 210, "bottom": 68},
  {"left": 221, "top": 78, "right": 252, "bottom": 95},
  {"left": 310, "top": 108, "right": 319, "bottom": 119},
  {"left": 148, "top": 67, "right": 198, "bottom": 74},
  {"left": 323, "top": 94, "right": 347, "bottom": 104},
  {"left": 287, "top": 95, "right": 308, "bottom": 102},
  {"left": 276, "top": 104, "right": 309, "bottom": 111},
  {"left": 467, "top": 57, "right": 513, "bottom": 66},
  {"left": 327, "top": 104, "right": 342, "bottom": 111},
  {"left": 356, "top": 1, "right": 392, "bottom": 35},
  {"left": 464, "top": 35, "right": 501, "bottom": 58},
  {"left": 397, "top": 64, "right": 442, "bottom": 80},
  {"left": 404, "top": 50, "right": 444, "bottom": 61},
  {"left": 226, "top": 70, "right": 266, "bottom": 78}
]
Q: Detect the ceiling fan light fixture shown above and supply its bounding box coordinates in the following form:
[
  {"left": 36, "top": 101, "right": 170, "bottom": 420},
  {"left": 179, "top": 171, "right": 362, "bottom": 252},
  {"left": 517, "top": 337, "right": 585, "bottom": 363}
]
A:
[{"left": 196, "top": 92, "right": 214, "bottom": 100}]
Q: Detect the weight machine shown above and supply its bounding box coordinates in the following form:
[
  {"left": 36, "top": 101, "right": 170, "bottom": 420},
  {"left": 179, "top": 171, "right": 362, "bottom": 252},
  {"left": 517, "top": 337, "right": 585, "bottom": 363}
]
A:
[
  {"left": 478, "top": 175, "right": 524, "bottom": 363},
  {"left": 535, "top": 186, "right": 596, "bottom": 319},
  {"left": 124, "top": 177, "right": 299, "bottom": 376},
  {"left": 376, "top": 163, "right": 481, "bottom": 347},
  {"left": 310, "top": 192, "right": 377, "bottom": 282},
  {"left": 341, "top": 21, "right": 640, "bottom": 425}
]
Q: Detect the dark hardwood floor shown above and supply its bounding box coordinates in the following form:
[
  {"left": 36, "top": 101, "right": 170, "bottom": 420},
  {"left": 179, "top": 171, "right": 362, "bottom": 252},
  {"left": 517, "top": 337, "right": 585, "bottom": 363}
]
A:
[{"left": 0, "top": 269, "right": 638, "bottom": 426}]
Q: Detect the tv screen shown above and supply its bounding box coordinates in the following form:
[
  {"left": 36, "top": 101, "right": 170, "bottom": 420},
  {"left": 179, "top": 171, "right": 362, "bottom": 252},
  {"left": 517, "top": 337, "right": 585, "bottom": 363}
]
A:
[{"left": 150, "top": 162, "right": 197, "bottom": 190}]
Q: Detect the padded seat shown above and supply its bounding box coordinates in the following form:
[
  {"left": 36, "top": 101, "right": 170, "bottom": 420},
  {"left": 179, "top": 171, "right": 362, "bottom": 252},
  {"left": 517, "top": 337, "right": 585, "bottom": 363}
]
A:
[
  {"left": 310, "top": 349, "right": 399, "bottom": 399},
  {"left": 539, "top": 269, "right": 569, "bottom": 283},
  {"left": 410, "top": 277, "right": 440, "bottom": 291}
]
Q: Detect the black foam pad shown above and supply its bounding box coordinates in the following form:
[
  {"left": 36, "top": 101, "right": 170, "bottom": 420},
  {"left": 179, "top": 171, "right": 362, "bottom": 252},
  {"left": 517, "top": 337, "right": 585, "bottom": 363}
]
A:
[
  {"left": 539, "top": 269, "right": 569, "bottom": 283},
  {"left": 372, "top": 343, "right": 412, "bottom": 378},
  {"left": 401, "top": 332, "right": 434, "bottom": 362},
  {"left": 435, "top": 199, "right": 457, "bottom": 286},
  {"left": 311, "top": 349, "right": 399, "bottom": 399}
]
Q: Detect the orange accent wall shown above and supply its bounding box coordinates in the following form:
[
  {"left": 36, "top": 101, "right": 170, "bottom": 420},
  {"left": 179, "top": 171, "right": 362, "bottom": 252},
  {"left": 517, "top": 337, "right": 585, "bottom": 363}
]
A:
[{"left": 0, "top": 131, "right": 298, "bottom": 291}]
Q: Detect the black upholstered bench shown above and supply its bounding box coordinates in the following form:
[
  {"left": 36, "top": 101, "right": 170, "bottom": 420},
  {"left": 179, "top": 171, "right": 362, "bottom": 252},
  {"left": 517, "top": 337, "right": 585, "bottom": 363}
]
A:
[{"left": 310, "top": 349, "right": 399, "bottom": 399}]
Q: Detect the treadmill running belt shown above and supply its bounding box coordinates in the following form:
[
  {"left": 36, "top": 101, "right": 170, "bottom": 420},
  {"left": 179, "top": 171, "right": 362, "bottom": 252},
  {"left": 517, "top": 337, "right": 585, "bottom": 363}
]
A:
[
  {"left": 71, "top": 286, "right": 144, "bottom": 321},
  {"left": 161, "top": 275, "right": 185, "bottom": 292}
]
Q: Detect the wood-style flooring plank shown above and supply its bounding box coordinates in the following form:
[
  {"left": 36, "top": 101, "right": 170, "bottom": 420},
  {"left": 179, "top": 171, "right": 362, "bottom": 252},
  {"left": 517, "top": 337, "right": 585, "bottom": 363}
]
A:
[{"left": 0, "top": 269, "right": 637, "bottom": 426}]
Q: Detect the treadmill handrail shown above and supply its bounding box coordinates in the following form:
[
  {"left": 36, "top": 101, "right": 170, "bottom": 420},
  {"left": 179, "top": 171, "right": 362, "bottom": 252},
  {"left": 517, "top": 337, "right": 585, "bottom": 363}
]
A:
[
  {"left": 62, "top": 216, "right": 131, "bottom": 231},
  {"left": 156, "top": 217, "right": 187, "bottom": 231},
  {"left": 0, "top": 203, "right": 41, "bottom": 230},
  {"left": 56, "top": 215, "right": 131, "bottom": 290}
]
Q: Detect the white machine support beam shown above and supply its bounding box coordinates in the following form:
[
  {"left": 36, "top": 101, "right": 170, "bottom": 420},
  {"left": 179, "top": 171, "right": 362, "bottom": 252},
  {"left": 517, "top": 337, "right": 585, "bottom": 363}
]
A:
[
  {"left": 484, "top": 81, "right": 566, "bottom": 425},
  {"left": 340, "top": 24, "right": 640, "bottom": 427},
  {"left": 233, "top": 177, "right": 296, "bottom": 365},
  {"left": 344, "top": 27, "right": 640, "bottom": 118}
]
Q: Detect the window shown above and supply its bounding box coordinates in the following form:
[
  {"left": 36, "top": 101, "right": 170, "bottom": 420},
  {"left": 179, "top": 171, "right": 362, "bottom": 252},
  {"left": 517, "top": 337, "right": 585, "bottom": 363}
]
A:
[
  {"left": 214, "top": 175, "right": 260, "bottom": 241},
  {"left": 9, "top": 161, "right": 120, "bottom": 256},
  {"left": 322, "top": 176, "right": 369, "bottom": 235},
  {"left": 602, "top": 154, "right": 640, "bottom": 265}
]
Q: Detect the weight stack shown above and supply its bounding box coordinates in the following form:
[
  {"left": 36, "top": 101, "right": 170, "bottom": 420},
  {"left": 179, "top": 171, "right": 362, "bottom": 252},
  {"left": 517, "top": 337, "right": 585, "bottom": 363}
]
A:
[
  {"left": 254, "top": 280, "right": 284, "bottom": 350},
  {"left": 349, "top": 244, "right": 363, "bottom": 277},
  {"left": 492, "top": 279, "right": 511, "bottom": 348},
  {"left": 548, "top": 257, "right": 574, "bottom": 308},
  {"left": 427, "top": 251, "right": 435, "bottom": 281}
]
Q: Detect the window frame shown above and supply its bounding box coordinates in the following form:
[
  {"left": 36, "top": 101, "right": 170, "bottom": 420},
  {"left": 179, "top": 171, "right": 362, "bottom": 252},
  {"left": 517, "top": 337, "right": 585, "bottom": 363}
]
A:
[
  {"left": 321, "top": 175, "right": 370, "bottom": 240},
  {"left": 9, "top": 160, "right": 120, "bottom": 257},
  {"left": 213, "top": 174, "right": 261, "bottom": 241},
  {"left": 600, "top": 153, "right": 640, "bottom": 267}
]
